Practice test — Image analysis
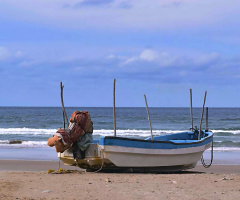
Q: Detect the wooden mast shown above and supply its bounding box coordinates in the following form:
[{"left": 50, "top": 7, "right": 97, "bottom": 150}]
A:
[
  {"left": 144, "top": 94, "right": 153, "bottom": 141},
  {"left": 190, "top": 89, "right": 193, "bottom": 130},
  {"left": 199, "top": 91, "right": 207, "bottom": 140},
  {"left": 205, "top": 107, "right": 208, "bottom": 131},
  {"left": 113, "top": 79, "right": 116, "bottom": 137},
  {"left": 60, "top": 82, "right": 69, "bottom": 128}
]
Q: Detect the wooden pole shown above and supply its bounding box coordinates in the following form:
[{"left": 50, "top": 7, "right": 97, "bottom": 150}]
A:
[
  {"left": 58, "top": 153, "right": 61, "bottom": 170},
  {"left": 113, "top": 79, "right": 116, "bottom": 137},
  {"left": 205, "top": 107, "right": 208, "bottom": 131},
  {"left": 144, "top": 94, "right": 153, "bottom": 141},
  {"left": 190, "top": 89, "right": 193, "bottom": 130},
  {"left": 199, "top": 91, "right": 207, "bottom": 140},
  {"left": 60, "top": 82, "right": 65, "bottom": 129},
  {"left": 60, "top": 82, "right": 69, "bottom": 128}
]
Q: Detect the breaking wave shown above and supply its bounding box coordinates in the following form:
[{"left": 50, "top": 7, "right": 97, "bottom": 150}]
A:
[{"left": 0, "top": 128, "right": 240, "bottom": 151}]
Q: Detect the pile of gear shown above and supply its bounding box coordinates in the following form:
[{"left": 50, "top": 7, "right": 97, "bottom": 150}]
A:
[{"left": 47, "top": 111, "right": 93, "bottom": 159}]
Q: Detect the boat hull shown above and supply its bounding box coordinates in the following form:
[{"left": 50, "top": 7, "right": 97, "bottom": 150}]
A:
[{"left": 102, "top": 146, "right": 208, "bottom": 168}]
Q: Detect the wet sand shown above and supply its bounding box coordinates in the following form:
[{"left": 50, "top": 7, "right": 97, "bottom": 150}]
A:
[
  {"left": 0, "top": 160, "right": 240, "bottom": 174},
  {"left": 0, "top": 160, "right": 240, "bottom": 200}
]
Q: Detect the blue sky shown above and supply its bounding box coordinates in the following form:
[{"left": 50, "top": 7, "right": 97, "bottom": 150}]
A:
[{"left": 0, "top": 0, "right": 240, "bottom": 107}]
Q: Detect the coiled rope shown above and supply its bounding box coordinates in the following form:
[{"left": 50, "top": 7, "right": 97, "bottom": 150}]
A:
[{"left": 201, "top": 140, "right": 213, "bottom": 168}]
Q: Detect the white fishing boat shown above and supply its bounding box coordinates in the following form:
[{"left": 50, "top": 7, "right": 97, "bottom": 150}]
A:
[{"left": 59, "top": 130, "right": 213, "bottom": 172}]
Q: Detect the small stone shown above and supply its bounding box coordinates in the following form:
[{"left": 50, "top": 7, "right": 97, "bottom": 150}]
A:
[
  {"left": 42, "top": 190, "right": 52, "bottom": 193},
  {"left": 105, "top": 178, "right": 111, "bottom": 182},
  {"left": 172, "top": 181, "right": 177, "bottom": 184}
]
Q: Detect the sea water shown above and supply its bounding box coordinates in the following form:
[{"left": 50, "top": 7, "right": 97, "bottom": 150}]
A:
[{"left": 0, "top": 107, "right": 240, "bottom": 163}]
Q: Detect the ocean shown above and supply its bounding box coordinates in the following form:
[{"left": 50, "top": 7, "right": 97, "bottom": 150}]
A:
[{"left": 0, "top": 107, "right": 240, "bottom": 163}]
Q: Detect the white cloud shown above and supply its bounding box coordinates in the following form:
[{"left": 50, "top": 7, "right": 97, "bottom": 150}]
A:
[
  {"left": 0, "top": 47, "right": 26, "bottom": 62},
  {"left": 140, "top": 49, "right": 158, "bottom": 62},
  {"left": 19, "top": 60, "right": 38, "bottom": 67},
  {"left": 194, "top": 52, "right": 220, "bottom": 66},
  {"left": 107, "top": 54, "right": 116, "bottom": 59},
  {"left": 120, "top": 49, "right": 176, "bottom": 66},
  {"left": 107, "top": 54, "right": 126, "bottom": 60},
  {"left": 112, "top": 49, "right": 222, "bottom": 74},
  {"left": 122, "top": 56, "right": 138, "bottom": 65},
  {"left": 0, "top": 47, "right": 11, "bottom": 61},
  {"left": 15, "top": 51, "right": 24, "bottom": 58}
]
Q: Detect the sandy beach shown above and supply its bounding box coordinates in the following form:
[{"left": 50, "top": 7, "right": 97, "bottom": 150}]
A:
[{"left": 0, "top": 160, "right": 240, "bottom": 200}]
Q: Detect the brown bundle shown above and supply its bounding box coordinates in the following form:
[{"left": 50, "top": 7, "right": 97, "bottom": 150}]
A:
[
  {"left": 47, "top": 111, "right": 93, "bottom": 153},
  {"left": 70, "top": 111, "right": 93, "bottom": 133}
]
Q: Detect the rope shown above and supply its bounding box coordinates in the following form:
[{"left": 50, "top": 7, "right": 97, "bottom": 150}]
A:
[
  {"left": 201, "top": 140, "right": 213, "bottom": 168},
  {"left": 94, "top": 144, "right": 105, "bottom": 173},
  {"left": 48, "top": 169, "right": 84, "bottom": 174}
]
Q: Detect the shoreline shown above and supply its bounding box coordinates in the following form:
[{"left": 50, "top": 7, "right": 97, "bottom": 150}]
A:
[
  {"left": 1, "top": 147, "right": 240, "bottom": 165},
  {"left": 0, "top": 159, "right": 239, "bottom": 174}
]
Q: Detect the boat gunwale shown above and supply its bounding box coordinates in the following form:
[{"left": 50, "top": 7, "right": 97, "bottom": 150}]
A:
[{"left": 101, "top": 131, "right": 213, "bottom": 146}]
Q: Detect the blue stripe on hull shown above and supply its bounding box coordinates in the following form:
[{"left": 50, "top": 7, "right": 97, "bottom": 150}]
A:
[{"left": 99, "top": 131, "right": 213, "bottom": 150}]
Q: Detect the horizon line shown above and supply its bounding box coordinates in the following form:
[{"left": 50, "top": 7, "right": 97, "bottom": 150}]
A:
[{"left": 0, "top": 106, "right": 240, "bottom": 108}]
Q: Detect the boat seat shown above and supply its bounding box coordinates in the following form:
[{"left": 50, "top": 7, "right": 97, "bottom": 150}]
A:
[
  {"left": 145, "top": 137, "right": 166, "bottom": 141},
  {"left": 169, "top": 140, "right": 195, "bottom": 143}
]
